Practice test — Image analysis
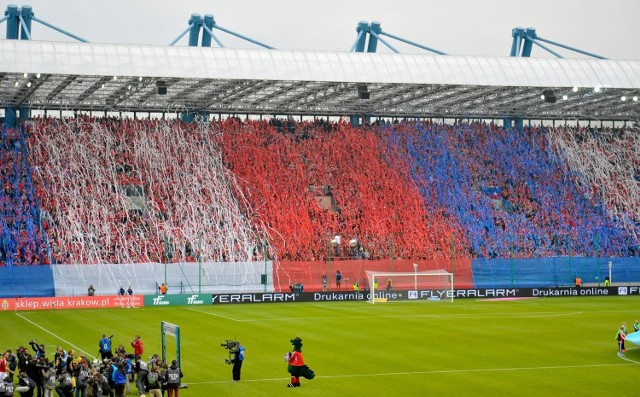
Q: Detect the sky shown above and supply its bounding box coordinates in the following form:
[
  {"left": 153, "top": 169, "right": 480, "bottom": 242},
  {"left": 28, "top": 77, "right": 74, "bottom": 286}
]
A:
[{"left": 1, "top": 0, "right": 639, "bottom": 59}]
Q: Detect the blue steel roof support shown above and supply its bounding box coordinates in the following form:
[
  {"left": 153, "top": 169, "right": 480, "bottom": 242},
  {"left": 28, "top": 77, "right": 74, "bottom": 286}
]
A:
[
  {"left": 31, "top": 16, "right": 89, "bottom": 42},
  {"left": 350, "top": 29, "right": 365, "bottom": 52},
  {"left": 369, "top": 29, "right": 399, "bottom": 53},
  {"left": 201, "top": 23, "right": 225, "bottom": 48},
  {"left": 533, "top": 35, "right": 607, "bottom": 59},
  {"left": 510, "top": 27, "right": 607, "bottom": 59},
  {"left": 201, "top": 14, "right": 214, "bottom": 47},
  {"left": 188, "top": 13, "right": 201, "bottom": 46},
  {"left": 366, "top": 21, "right": 381, "bottom": 52},
  {"left": 352, "top": 21, "right": 368, "bottom": 52},
  {"left": 510, "top": 27, "right": 524, "bottom": 56},
  {"left": 0, "top": 15, "right": 7, "bottom": 24},
  {"left": 168, "top": 24, "right": 192, "bottom": 46},
  {"left": 211, "top": 23, "right": 275, "bottom": 49},
  {"left": 530, "top": 38, "right": 564, "bottom": 58},
  {"left": 5, "top": 5, "right": 19, "bottom": 39},
  {"left": 379, "top": 30, "right": 447, "bottom": 55},
  {"left": 18, "top": 14, "right": 31, "bottom": 40},
  {"left": 19, "top": 5, "right": 31, "bottom": 40}
]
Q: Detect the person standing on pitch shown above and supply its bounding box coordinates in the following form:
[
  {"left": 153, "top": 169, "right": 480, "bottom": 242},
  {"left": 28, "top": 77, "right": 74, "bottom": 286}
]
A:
[
  {"left": 335, "top": 270, "right": 342, "bottom": 290},
  {"left": 634, "top": 319, "right": 639, "bottom": 333},
  {"left": 130, "top": 336, "right": 144, "bottom": 382},
  {"left": 616, "top": 325, "right": 627, "bottom": 356},
  {"left": 163, "top": 360, "right": 183, "bottom": 397},
  {"left": 99, "top": 335, "right": 113, "bottom": 361},
  {"left": 231, "top": 342, "right": 245, "bottom": 382}
]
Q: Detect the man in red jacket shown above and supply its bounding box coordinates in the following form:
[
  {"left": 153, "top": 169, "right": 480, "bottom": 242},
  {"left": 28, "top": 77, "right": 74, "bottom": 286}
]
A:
[{"left": 131, "top": 335, "right": 144, "bottom": 381}]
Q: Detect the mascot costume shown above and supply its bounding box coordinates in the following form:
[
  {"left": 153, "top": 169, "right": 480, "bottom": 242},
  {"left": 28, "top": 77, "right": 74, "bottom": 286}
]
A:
[{"left": 285, "top": 337, "right": 315, "bottom": 387}]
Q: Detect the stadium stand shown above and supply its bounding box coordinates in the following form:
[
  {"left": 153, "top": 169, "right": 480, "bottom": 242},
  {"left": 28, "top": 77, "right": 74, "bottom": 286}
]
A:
[{"left": 1, "top": 118, "right": 637, "bottom": 271}]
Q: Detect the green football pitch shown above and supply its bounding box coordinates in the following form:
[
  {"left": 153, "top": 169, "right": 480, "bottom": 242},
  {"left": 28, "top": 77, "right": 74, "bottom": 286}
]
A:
[{"left": 1, "top": 296, "right": 638, "bottom": 396}]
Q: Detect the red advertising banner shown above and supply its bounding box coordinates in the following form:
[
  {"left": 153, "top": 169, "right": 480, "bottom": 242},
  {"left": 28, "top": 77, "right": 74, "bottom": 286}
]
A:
[{"left": 0, "top": 295, "right": 143, "bottom": 311}]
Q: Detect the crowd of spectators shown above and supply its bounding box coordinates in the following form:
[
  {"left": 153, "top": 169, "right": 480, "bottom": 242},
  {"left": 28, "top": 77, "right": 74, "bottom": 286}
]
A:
[
  {"left": 388, "top": 121, "right": 638, "bottom": 258},
  {"left": 25, "top": 116, "right": 267, "bottom": 265},
  {"left": 1, "top": 117, "right": 637, "bottom": 266},
  {"left": 0, "top": 127, "right": 49, "bottom": 266}
]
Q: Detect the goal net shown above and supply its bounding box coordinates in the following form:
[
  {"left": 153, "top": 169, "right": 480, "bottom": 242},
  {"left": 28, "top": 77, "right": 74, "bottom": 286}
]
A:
[{"left": 366, "top": 269, "right": 454, "bottom": 303}]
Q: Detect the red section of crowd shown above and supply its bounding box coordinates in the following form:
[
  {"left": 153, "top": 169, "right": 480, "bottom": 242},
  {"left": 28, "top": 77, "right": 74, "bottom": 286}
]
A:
[{"left": 216, "top": 118, "right": 467, "bottom": 261}]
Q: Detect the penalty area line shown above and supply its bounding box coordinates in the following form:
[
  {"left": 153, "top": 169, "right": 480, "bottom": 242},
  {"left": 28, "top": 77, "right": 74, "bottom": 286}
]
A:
[{"left": 187, "top": 362, "right": 636, "bottom": 385}]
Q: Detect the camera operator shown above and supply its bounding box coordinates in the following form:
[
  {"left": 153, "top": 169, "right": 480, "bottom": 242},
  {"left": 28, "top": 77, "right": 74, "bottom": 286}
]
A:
[
  {"left": 231, "top": 342, "right": 245, "bottom": 382},
  {"left": 28, "top": 340, "right": 45, "bottom": 361},
  {"left": 98, "top": 334, "right": 113, "bottom": 361}
]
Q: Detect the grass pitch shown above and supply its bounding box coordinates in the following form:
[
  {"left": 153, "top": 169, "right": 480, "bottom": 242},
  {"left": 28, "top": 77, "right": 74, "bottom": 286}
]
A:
[{"left": 2, "top": 296, "right": 638, "bottom": 396}]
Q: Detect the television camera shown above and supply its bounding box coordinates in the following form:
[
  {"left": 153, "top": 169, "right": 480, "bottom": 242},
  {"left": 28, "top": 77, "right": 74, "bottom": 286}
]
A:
[{"left": 220, "top": 340, "right": 240, "bottom": 364}]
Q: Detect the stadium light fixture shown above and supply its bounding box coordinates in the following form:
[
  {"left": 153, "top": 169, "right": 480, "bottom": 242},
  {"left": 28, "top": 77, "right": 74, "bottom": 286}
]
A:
[
  {"left": 14, "top": 81, "right": 19, "bottom": 87},
  {"left": 633, "top": 96, "right": 638, "bottom": 102},
  {"left": 23, "top": 73, "right": 28, "bottom": 78},
  {"left": 572, "top": 87, "right": 578, "bottom": 92},
  {"left": 594, "top": 87, "right": 601, "bottom": 93},
  {"left": 36, "top": 73, "right": 41, "bottom": 79},
  {"left": 26, "top": 81, "right": 31, "bottom": 88},
  {"left": 113, "top": 76, "right": 118, "bottom": 81},
  {"left": 562, "top": 94, "right": 568, "bottom": 100},
  {"left": 621, "top": 96, "right": 626, "bottom": 101}
]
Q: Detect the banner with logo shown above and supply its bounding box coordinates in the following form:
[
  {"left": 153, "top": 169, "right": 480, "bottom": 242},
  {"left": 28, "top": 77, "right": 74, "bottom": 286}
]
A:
[
  {"left": 143, "top": 294, "right": 209, "bottom": 306},
  {"left": 0, "top": 295, "right": 143, "bottom": 311},
  {"left": 210, "top": 286, "right": 639, "bottom": 304}
]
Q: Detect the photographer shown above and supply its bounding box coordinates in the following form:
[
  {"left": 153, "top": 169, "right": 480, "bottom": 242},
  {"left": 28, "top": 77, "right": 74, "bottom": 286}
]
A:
[
  {"left": 15, "top": 371, "right": 36, "bottom": 397},
  {"left": 29, "top": 340, "right": 45, "bottom": 360},
  {"left": 145, "top": 365, "right": 163, "bottom": 397},
  {"left": 98, "top": 335, "right": 113, "bottom": 361},
  {"left": 231, "top": 342, "right": 245, "bottom": 382},
  {"left": 42, "top": 363, "right": 56, "bottom": 397}
]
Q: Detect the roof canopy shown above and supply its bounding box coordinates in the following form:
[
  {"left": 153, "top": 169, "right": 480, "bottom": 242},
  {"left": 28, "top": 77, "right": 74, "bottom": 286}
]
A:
[{"left": 1, "top": 39, "right": 639, "bottom": 120}]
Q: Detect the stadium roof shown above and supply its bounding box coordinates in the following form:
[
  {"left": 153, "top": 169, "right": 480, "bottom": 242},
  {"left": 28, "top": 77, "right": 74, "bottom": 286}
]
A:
[{"left": 1, "top": 39, "right": 639, "bottom": 120}]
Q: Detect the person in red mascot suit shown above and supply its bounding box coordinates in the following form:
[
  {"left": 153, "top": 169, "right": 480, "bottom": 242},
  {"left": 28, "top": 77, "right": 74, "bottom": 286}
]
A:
[{"left": 285, "top": 336, "right": 315, "bottom": 387}]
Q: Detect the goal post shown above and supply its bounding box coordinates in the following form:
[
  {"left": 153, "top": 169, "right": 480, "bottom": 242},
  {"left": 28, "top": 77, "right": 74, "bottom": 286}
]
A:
[
  {"left": 161, "top": 321, "right": 181, "bottom": 368},
  {"left": 366, "top": 269, "right": 454, "bottom": 303}
]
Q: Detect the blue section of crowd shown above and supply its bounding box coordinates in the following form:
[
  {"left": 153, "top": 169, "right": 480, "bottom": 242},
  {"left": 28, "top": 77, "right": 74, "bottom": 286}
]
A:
[
  {"left": 387, "top": 122, "right": 638, "bottom": 258},
  {"left": 0, "top": 126, "right": 50, "bottom": 266}
]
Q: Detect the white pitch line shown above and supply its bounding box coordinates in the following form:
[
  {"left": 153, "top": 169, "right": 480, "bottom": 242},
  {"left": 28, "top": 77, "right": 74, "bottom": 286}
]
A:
[
  {"left": 181, "top": 309, "right": 584, "bottom": 323},
  {"left": 184, "top": 307, "right": 242, "bottom": 321},
  {"left": 15, "top": 312, "right": 97, "bottom": 360},
  {"left": 186, "top": 362, "right": 637, "bottom": 385}
]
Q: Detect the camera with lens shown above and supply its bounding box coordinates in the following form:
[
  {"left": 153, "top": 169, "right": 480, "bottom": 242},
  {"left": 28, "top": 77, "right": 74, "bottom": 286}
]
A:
[{"left": 220, "top": 340, "right": 239, "bottom": 364}]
